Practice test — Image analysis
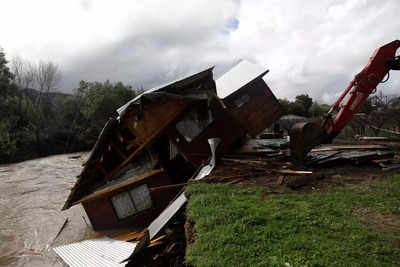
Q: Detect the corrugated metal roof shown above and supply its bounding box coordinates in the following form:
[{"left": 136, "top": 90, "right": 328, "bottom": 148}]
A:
[
  {"left": 216, "top": 60, "right": 269, "bottom": 99},
  {"left": 53, "top": 237, "right": 137, "bottom": 267}
]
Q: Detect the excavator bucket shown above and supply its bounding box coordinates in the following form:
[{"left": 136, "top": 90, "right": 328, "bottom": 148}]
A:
[{"left": 290, "top": 122, "right": 328, "bottom": 164}]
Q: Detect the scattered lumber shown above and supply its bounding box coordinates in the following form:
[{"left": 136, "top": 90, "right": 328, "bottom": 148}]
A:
[
  {"left": 114, "top": 231, "right": 143, "bottom": 242},
  {"left": 382, "top": 164, "right": 400, "bottom": 172},
  {"left": 275, "top": 169, "right": 312, "bottom": 175},
  {"left": 148, "top": 235, "right": 167, "bottom": 248},
  {"left": 149, "top": 183, "right": 188, "bottom": 192}
]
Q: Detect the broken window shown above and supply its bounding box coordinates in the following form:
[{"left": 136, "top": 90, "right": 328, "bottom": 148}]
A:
[
  {"left": 111, "top": 184, "right": 152, "bottom": 219},
  {"left": 176, "top": 106, "right": 214, "bottom": 142},
  {"left": 233, "top": 94, "right": 250, "bottom": 108}
]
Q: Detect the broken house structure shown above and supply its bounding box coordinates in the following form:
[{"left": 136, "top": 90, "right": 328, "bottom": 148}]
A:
[{"left": 62, "top": 60, "right": 281, "bottom": 232}]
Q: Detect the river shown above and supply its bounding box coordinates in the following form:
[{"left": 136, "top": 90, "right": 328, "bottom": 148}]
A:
[{"left": 0, "top": 152, "right": 98, "bottom": 267}]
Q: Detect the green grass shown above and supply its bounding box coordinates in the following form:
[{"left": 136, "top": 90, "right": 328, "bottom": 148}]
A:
[{"left": 185, "top": 175, "right": 400, "bottom": 267}]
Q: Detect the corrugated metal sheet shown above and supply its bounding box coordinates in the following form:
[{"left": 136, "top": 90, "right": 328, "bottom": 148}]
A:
[
  {"left": 53, "top": 237, "right": 137, "bottom": 267},
  {"left": 148, "top": 191, "right": 187, "bottom": 239},
  {"left": 216, "top": 60, "right": 269, "bottom": 99}
]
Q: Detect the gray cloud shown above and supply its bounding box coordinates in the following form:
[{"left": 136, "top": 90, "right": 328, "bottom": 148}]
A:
[{"left": 2, "top": 0, "right": 400, "bottom": 104}]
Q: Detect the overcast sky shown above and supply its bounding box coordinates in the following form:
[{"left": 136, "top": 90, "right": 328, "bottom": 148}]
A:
[{"left": 1, "top": 0, "right": 399, "bottom": 103}]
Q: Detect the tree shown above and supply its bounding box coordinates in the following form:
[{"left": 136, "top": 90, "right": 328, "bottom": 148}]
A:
[
  {"left": 0, "top": 49, "right": 146, "bottom": 162},
  {"left": 0, "top": 48, "right": 19, "bottom": 160},
  {"left": 310, "top": 102, "right": 330, "bottom": 118},
  {"left": 278, "top": 98, "right": 291, "bottom": 115},
  {"left": 289, "top": 101, "right": 306, "bottom": 116},
  {"left": 294, "top": 94, "right": 313, "bottom": 117},
  {"left": 0, "top": 48, "right": 14, "bottom": 96},
  {"left": 35, "top": 61, "right": 61, "bottom": 107},
  {"left": 36, "top": 61, "right": 61, "bottom": 92},
  {"left": 279, "top": 95, "right": 315, "bottom": 117},
  {"left": 75, "top": 80, "right": 138, "bottom": 145},
  {"left": 11, "top": 56, "right": 36, "bottom": 90},
  {"left": 349, "top": 93, "right": 400, "bottom": 137}
]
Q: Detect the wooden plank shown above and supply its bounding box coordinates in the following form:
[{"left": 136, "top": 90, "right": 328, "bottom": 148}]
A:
[
  {"left": 116, "top": 130, "right": 125, "bottom": 143},
  {"left": 383, "top": 164, "right": 400, "bottom": 172},
  {"left": 372, "top": 159, "right": 394, "bottom": 164},
  {"left": 126, "top": 124, "right": 140, "bottom": 149},
  {"left": 148, "top": 240, "right": 165, "bottom": 248},
  {"left": 149, "top": 183, "right": 188, "bottom": 192},
  {"left": 114, "top": 231, "right": 142, "bottom": 242},
  {"left": 275, "top": 169, "right": 312, "bottom": 175},
  {"left": 165, "top": 242, "right": 178, "bottom": 254},
  {"left": 148, "top": 234, "right": 168, "bottom": 248},
  {"left": 225, "top": 179, "right": 242, "bottom": 185},
  {"left": 98, "top": 102, "right": 191, "bottom": 187},
  {"left": 151, "top": 234, "right": 167, "bottom": 244},
  {"left": 72, "top": 169, "right": 165, "bottom": 206},
  {"left": 110, "top": 142, "right": 127, "bottom": 159}
]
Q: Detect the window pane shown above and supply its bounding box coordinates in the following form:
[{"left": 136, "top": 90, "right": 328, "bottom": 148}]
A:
[
  {"left": 111, "top": 192, "right": 136, "bottom": 219},
  {"left": 130, "top": 184, "right": 152, "bottom": 212},
  {"left": 176, "top": 107, "right": 214, "bottom": 142}
]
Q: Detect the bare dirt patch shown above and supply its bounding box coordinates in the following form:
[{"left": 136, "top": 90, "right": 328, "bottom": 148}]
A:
[{"left": 353, "top": 207, "right": 400, "bottom": 233}]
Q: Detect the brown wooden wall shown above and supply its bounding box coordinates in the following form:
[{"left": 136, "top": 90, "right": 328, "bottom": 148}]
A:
[
  {"left": 224, "top": 78, "right": 281, "bottom": 137},
  {"left": 121, "top": 98, "right": 192, "bottom": 149},
  {"left": 165, "top": 109, "right": 247, "bottom": 166},
  {"left": 82, "top": 170, "right": 179, "bottom": 231}
]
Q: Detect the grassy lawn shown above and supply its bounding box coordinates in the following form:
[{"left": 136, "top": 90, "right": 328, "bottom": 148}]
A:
[{"left": 185, "top": 174, "right": 400, "bottom": 267}]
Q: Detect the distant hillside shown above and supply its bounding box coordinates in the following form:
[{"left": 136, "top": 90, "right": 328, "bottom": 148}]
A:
[{"left": 21, "top": 88, "right": 71, "bottom": 100}]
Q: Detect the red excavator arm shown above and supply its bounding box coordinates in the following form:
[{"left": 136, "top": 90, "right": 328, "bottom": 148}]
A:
[{"left": 290, "top": 40, "right": 400, "bottom": 163}]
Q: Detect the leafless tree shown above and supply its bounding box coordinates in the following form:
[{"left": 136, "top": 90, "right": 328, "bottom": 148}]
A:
[
  {"left": 34, "top": 61, "right": 61, "bottom": 104},
  {"left": 35, "top": 61, "right": 61, "bottom": 92},
  {"left": 11, "top": 56, "right": 36, "bottom": 90}
]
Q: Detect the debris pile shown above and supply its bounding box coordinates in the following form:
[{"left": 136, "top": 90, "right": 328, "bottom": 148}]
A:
[
  {"left": 306, "top": 144, "right": 395, "bottom": 168},
  {"left": 53, "top": 60, "right": 399, "bottom": 267}
]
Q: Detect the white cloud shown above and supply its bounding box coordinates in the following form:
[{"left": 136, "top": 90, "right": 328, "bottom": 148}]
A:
[{"left": 1, "top": 0, "right": 400, "bottom": 104}]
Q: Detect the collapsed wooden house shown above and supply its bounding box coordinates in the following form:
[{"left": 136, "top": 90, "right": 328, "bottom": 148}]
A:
[
  {"left": 216, "top": 60, "right": 281, "bottom": 136},
  {"left": 62, "top": 60, "right": 281, "bottom": 231}
]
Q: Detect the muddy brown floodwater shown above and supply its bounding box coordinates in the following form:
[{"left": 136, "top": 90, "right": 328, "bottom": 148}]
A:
[{"left": 0, "top": 152, "right": 97, "bottom": 267}]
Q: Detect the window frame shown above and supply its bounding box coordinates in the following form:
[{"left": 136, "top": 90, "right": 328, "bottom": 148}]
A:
[{"left": 110, "top": 184, "right": 152, "bottom": 220}]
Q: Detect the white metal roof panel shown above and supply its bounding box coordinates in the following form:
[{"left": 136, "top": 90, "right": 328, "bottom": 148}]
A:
[
  {"left": 53, "top": 237, "right": 137, "bottom": 267},
  {"left": 147, "top": 138, "right": 220, "bottom": 239},
  {"left": 216, "top": 60, "right": 269, "bottom": 99}
]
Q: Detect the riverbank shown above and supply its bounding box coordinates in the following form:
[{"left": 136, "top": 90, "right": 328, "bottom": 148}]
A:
[{"left": 185, "top": 172, "right": 400, "bottom": 266}]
